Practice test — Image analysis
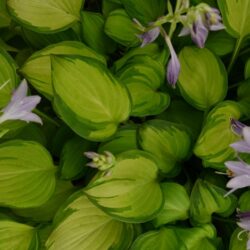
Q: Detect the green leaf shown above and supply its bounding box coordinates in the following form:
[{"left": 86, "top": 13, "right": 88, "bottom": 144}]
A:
[
  {"left": 157, "top": 99, "right": 203, "bottom": 139},
  {"left": 98, "top": 125, "right": 138, "bottom": 155},
  {"left": 152, "top": 182, "right": 190, "bottom": 227},
  {"left": 7, "top": 0, "right": 84, "bottom": 33},
  {"left": 218, "top": 0, "right": 250, "bottom": 39},
  {"left": 205, "top": 31, "right": 235, "bottom": 56},
  {"left": 238, "top": 190, "right": 250, "bottom": 211},
  {"left": 22, "top": 27, "right": 79, "bottom": 50},
  {"left": 46, "top": 192, "right": 135, "bottom": 250},
  {"left": 190, "top": 179, "right": 237, "bottom": 225},
  {"left": 20, "top": 41, "right": 106, "bottom": 100},
  {"left": 0, "top": 219, "right": 38, "bottom": 250},
  {"left": 81, "top": 11, "right": 116, "bottom": 54},
  {"left": 194, "top": 101, "right": 242, "bottom": 170},
  {"left": 120, "top": 0, "right": 165, "bottom": 25},
  {"left": 59, "top": 136, "right": 94, "bottom": 180},
  {"left": 102, "top": 0, "right": 122, "bottom": 17},
  {"left": 84, "top": 150, "right": 164, "bottom": 223},
  {"left": 12, "top": 180, "right": 75, "bottom": 222},
  {"left": 0, "top": 48, "right": 18, "bottom": 108},
  {"left": 139, "top": 119, "right": 192, "bottom": 175},
  {"left": 115, "top": 55, "right": 170, "bottom": 116},
  {"left": 0, "top": 140, "right": 56, "bottom": 208},
  {"left": 104, "top": 9, "right": 140, "bottom": 47},
  {"left": 0, "top": 0, "right": 11, "bottom": 28},
  {"left": 229, "top": 228, "right": 248, "bottom": 250},
  {"left": 178, "top": 47, "right": 227, "bottom": 111},
  {"left": 131, "top": 228, "right": 180, "bottom": 250},
  {"left": 52, "top": 55, "right": 131, "bottom": 141}
]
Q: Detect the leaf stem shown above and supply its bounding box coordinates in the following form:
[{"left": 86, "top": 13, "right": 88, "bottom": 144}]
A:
[
  {"left": 34, "top": 109, "right": 60, "bottom": 127},
  {"left": 227, "top": 37, "right": 243, "bottom": 74}
]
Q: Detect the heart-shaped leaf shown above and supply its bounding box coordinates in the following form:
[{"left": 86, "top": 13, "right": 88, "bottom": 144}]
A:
[
  {"left": 52, "top": 55, "right": 131, "bottom": 141},
  {"left": 7, "top": 0, "right": 84, "bottom": 33},
  {"left": 46, "top": 192, "right": 135, "bottom": 250},
  {"left": 20, "top": 41, "right": 106, "bottom": 100},
  {"left": 178, "top": 47, "right": 227, "bottom": 111},
  {"left": 0, "top": 140, "right": 56, "bottom": 208},
  {"left": 84, "top": 150, "right": 164, "bottom": 223}
]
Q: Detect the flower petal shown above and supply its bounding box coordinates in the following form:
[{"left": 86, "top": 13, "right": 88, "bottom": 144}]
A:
[
  {"left": 243, "top": 127, "right": 250, "bottom": 146},
  {"left": 225, "top": 161, "right": 250, "bottom": 176},
  {"left": 230, "top": 118, "right": 246, "bottom": 136},
  {"left": 19, "top": 112, "right": 43, "bottom": 124},
  {"left": 178, "top": 26, "right": 191, "bottom": 37},
  {"left": 11, "top": 79, "right": 28, "bottom": 102},
  {"left": 237, "top": 219, "right": 250, "bottom": 231},
  {"left": 209, "top": 23, "right": 225, "bottom": 31},
  {"left": 139, "top": 27, "right": 160, "bottom": 47},
  {"left": 191, "top": 18, "right": 209, "bottom": 48},
  {"left": 230, "top": 140, "right": 250, "bottom": 153},
  {"left": 19, "top": 96, "right": 41, "bottom": 112},
  {"left": 226, "top": 174, "right": 250, "bottom": 190}
]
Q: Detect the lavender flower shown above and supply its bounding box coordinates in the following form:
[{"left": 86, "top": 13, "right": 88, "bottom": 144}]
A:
[
  {"left": 165, "top": 35, "right": 181, "bottom": 87},
  {"left": 179, "top": 5, "right": 224, "bottom": 48},
  {"left": 224, "top": 160, "right": 250, "bottom": 196},
  {"left": 137, "top": 27, "right": 160, "bottom": 48},
  {"left": 0, "top": 79, "right": 42, "bottom": 125},
  {"left": 237, "top": 211, "right": 250, "bottom": 250},
  {"left": 231, "top": 126, "right": 250, "bottom": 153},
  {"left": 84, "top": 151, "right": 115, "bottom": 171}
]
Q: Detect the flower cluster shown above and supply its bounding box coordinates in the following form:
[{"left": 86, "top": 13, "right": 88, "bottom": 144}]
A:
[{"left": 134, "top": 1, "right": 224, "bottom": 87}]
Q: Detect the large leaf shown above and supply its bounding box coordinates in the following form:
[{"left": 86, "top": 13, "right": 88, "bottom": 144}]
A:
[
  {"left": 194, "top": 101, "right": 242, "bottom": 170},
  {"left": 178, "top": 47, "right": 227, "bottom": 111},
  {"left": 20, "top": 41, "right": 106, "bottom": 100},
  {"left": 0, "top": 140, "right": 56, "bottom": 208},
  {"left": 0, "top": 48, "right": 18, "bottom": 108},
  {"left": 190, "top": 179, "right": 237, "bottom": 225},
  {"left": 218, "top": 0, "right": 250, "bottom": 39},
  {"left": 52, "top": 55, "right": 131, "bottom": 141},
  {"left": 13, "top": 180, "right": 75, "bottom": 222},
  {"left": 7, "top": 0, "right": 84, "bottom": 33},
  {"left": 139, "top": 119, "right": 192, "bottom": 175},
  {"left": 0, "top": 0, "right": 11, "bottom": 28},
  {"left": 46, "top": 192, "right": 135, "bottom": 250},
  {"left": 0, "top": 219, "right": 38, "bottom": 250},
  {"left": 84, "top": 150, "right": 164, "bottom": 223}
]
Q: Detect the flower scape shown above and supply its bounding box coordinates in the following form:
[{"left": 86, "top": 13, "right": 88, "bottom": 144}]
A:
[{"left": 1, "top": 0, "right": 250, "bottom": 249}]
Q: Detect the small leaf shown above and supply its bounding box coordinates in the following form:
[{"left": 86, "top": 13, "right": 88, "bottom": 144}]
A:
[
  {"left": 60, "top": 136, "right": 94, "bottom": 180},
  {"left": 7, "top": 0, "right": 84, "bottom": 33},
  {"left": 190, "top": 179, "right": 237, "bottom": 225},
  {"left": 194, "top": 101, "right": 242, "bottom": 170},
  {"left": 139, "top": 119, "right": 192, "bottom": 175},
  {"left": 120, "top": 0, "right": 166, "bottom": 25},
  {"left": 81, "top": 11, "right": 116, "bottom": 54},
  {"left": 46, "top": 192, "right": 135, "bottom": 250},
  {"left": 152, "top": 182, "right": 190, "bottom": 227},
  {"left": 52, "top": 55, "right": 131, "bottom": 141},
  {"left": 178, "top": 47, "right": 227, "bottom": 111},
  {"left": 229, "top": 228, "right": 248, "bottom": 250},
  {"left": 84, "top": 150, "right": 164, "bottom": 223},
  {"left": 104, "top": 9, "right": 140, "bottom": 47},
  {"left": 0, "top": 140, "right": 56, "bottom": 208}
]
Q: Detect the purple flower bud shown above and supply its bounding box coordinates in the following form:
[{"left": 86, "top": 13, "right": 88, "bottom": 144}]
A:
[
  {"left": 191, "top": 15, "right": 209, "bottom": 48},
  {"left": 230, "top": 118, "right": 246, "bottom": 136},
  {"left": 137, "top": 27, "right": 161, "bottom": 48},
  {"left": 230, "top": 126, "right": 250, "bottom": 153},
  {"left": 0, "top": 79, "right": 42, "bottom": 124},
  {"left": 165, "top": 36, "right": 180, "bottom": 87},
  {"left": 205, "top": 8, "right": 225, "bottom": 31}
]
